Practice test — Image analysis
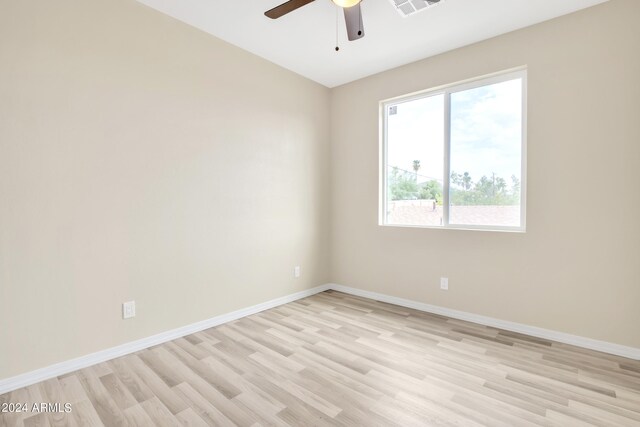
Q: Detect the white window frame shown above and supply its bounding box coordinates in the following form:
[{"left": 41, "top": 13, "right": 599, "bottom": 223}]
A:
[{"left": 379, "top": 68, "right": 527, "bottom": 232}]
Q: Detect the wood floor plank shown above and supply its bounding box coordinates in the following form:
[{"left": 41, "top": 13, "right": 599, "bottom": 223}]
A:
[
  {"left": 2, "top": 290, "right": 640, "bottom": 427},
  {"left": 139, "top": 397, "right": 182, "bottom": 427},
  {"left": 98, "top": 374, "right": 137, "bottom": 412},
  {"left": 74, "top": 370, "right": 127, "bottom": 426},
  {"left": 69, "top": 400, "right": 104, "bottom": 427},
  {"left": 38, "top": 379, "right": 76, "bottom": 427},
  {"left": 232, "top": 392, "right": 286, "bottom": 427},
  {"left": 174, "top": 408, "right": 209, "bottom": 427},
  {"left": 22, "top": 413, "right": 50, "bottom": 427},
  {"left": 567, "top": 399, "right": 640, "bottom": 426},
  {"left": 106, "top": 358, "right": 155, "bottom": 404},
  {"left": 158, "top": 347, "right": 258, "bottom": 427},
  {"left": 57, "top": 376, "right": 88, "bottom": 405},
  {"left": 164, "top": 341, "right": 243, "bottom": 400},
  {"left": 173, "top": 338, "right": 211, "bottom": 361},
  {"left": 125, "top": 354, "right": 188, "bottom": 415},
  {"left": 245, "top": 374, "right": 340, "bottom": 427},
  {"left": 123, "top": 404, "right": 155, "bottom": 427},
  {"left": 172, "top": 383, "right": 235, "bottom": 427},
  {"left": 394, "top": 390, "right": 485, "bottom": 427}
]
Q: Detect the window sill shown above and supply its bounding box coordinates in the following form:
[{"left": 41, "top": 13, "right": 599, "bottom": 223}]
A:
[{"left": 379, "top": 223, "right": 526, "bottom": 233}]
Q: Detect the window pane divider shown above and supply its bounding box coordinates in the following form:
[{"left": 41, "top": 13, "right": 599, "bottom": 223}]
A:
[{"left": 443, "top": 91, "right": 451, "bottom": 227}]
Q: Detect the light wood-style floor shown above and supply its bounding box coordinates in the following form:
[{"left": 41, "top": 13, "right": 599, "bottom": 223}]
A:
[{"left": 2, "top": 290, "right": 640, "bottom": 426}]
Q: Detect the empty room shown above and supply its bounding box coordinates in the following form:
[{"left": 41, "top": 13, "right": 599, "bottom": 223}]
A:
[{"left": 1, "top": 0, "right": 639, "bottom": 425}]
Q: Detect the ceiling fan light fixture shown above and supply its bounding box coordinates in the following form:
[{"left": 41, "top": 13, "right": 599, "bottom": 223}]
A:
[{"left": 332, "top": 0, "right": 361, "bottom": 8}]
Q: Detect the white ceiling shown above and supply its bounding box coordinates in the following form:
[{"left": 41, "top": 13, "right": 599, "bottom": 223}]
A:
[{"left": 136, "top": 0, "right": 607, "bottom": 88}]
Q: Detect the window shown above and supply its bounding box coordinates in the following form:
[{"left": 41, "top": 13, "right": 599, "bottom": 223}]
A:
[{"left": 381, "top": 69, "right": 526, "bottom": 231}]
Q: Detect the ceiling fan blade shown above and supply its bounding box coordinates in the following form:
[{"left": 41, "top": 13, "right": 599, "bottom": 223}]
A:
[
  {"left": 343, "top": 3, "right": 365, "bottom": 41},
  {"left": 265, "top": 0, "right": 315, "bottom": 19}
]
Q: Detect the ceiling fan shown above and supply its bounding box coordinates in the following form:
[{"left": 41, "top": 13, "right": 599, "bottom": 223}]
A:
[{"left": 265, "top": 0, "right": 365, "bottom": 42}]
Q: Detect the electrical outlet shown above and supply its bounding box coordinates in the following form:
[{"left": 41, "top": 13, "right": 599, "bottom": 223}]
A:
[
  {"left": 294, "top": 266, "right": 301, "bottom": 278},
  {"left": 123, "top": 301, "right": 136, "bottom": 319},
  {"left": 440, "top": 277, "right": 449, "bottom": 290}
]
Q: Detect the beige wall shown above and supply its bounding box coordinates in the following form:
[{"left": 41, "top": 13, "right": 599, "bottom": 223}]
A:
[
  {"left": 330, "top": 0, "right": 640, "bottom": 348},
  {"left": 0, "top": 0, "right": 330, "bottom": 379}
]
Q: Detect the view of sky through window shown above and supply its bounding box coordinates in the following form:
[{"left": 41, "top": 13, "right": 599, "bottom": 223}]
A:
[
  {"left": 450, "top": 79, "right": 522, "bottom": 189},
  {"left": 387, "top": 94, "right": 444, "bottom": 185}
]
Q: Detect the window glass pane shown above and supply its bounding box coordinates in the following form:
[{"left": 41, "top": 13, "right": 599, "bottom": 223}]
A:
[
  {"left": 449, "top": 78, "right": 523, "bottom": 227},
  {"left": 386, "top": 94, "right": 444, "bottom": 226}
]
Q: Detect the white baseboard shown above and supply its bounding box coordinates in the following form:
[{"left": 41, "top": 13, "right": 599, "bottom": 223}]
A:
[
  {"left": 3, "top": 281, "right": 638, "bottom": 395},
  {"left": 328, "top": 283, "right": 640, "bottom": 361},
  {"left": 0, "top": 284, "right": 331, "bottom": 395}
]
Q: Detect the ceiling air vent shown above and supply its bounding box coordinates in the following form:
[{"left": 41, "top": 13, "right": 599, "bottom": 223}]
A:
[{"left": 390, "top": 0, "right": 443, "bottom": 18}]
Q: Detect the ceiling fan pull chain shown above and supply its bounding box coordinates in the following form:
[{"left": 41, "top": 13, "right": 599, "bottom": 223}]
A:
[
  {"left": 335, "top": 5, "right": 340, "bottom": 51},
  {"left": 358, "top": 5, "right": 362, "bottom": 36}
]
